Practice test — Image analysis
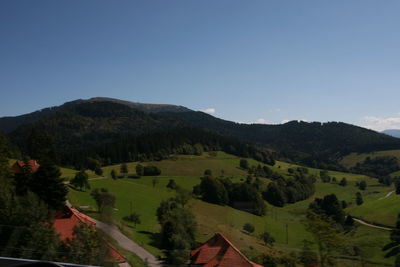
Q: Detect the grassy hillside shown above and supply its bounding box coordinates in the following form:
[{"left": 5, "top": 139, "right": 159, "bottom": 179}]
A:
[
  {"left": 340, "top": 149, "right": 400, "bottom": 168},
  {"left": 67, "top": 152, "right": 397, "bottom": 265}
]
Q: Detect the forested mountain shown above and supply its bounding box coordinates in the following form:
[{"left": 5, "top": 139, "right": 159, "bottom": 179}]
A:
[{"left": 2, "top": 97, "right": 400, "bottom": 169}]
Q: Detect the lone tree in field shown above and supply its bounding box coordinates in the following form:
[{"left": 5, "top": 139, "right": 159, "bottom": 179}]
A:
[
  {"left": 123, "top": 212, "right": 141, "bottom": 228},
  {"left": 356, "top": 192, "right": 363, "bottom": 205},
  {"left": 110, "top": 169, "right": 117, "bottom": 180},
  {"left": 91, "top": 188, "right": 116, "bottom": 215},
  {"left": 120, "top": 163, "right": 128, "bottom": 177},
  {"left": 167, "top": 179, "right": 178, "bottom": 190},
  {"left": 94, "top": 167, "right": 103, "bottom": 176},
  {"left": 70, "top": 170, "right": 90, "bottom": 191},
  {"left": 136, "top": 164, "right": 144, "bottom": 176},
  {"left": 358, "top": 181, "right": 367, "bottom": 190},
  {"left": 243, "top": 223, "right": 255, "bottom": 234},
  {"left": 339, "top": 177, "right": 347, "bottom": 187},
  {"left": 240, "top": 159, "right": 249, "bottom": 169}
]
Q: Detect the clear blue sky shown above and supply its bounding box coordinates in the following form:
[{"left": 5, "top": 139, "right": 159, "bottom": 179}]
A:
[{"left": 1, "top": 0, "right": 400, "bottom": 131}]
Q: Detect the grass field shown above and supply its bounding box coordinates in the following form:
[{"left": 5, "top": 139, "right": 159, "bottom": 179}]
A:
[
  {"left": 340, "top": 149, "right": 400, "bottom": 168},
  {"left": 66, "top": 152, "right": 399, "bottom": 265}
]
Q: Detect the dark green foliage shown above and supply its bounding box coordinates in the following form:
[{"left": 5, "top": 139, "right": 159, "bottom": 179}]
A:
[
  {"left": 320, "top": 170, "right": 331, "bottom": 183},
  {"left": 299, "top": 240, "right": 318, "bottom": 267},
  {"left": 143, "top": 165, "right": 161, "bottom": 176},
  {"left": 339, "top": 177, "right": 347, "bottom": 186},
  {"left": 356, "top": 192, "right": 363, "bottom": 205},
  {"left": 358, "top": 180, "right": 367, "bottom": 190},
  {"left": 70, "top": 170, "right": 90, "bottom": 191},
  {"left": 240, "top": 159, "right": 249, "bottom": 169},
  {"left": 228, "top": 182, "right": 266, "bottom": 216},
  {"left": 344, "top": 215, "right": 355, "bottom": 231},
  {"left": 243, "top": 223, "right": 255, "bottom": 233},
  {"left": 123, "top": 212, "right": 141, "bottom": 227},
  {"left": 167, "top": 179, "right": 178, "bottom": 190},
  {"left": 199, "top": 176, "right": 229, "bottom": 205},
  {"left": 204, "top": 169, "right": 212, "bottom": 176},
  {"left": 352, "top": 156, "right": 400, "bottom": 177},
  {"left": 192, "top": 184, "right": 201, "bottom": 196},
  {"left": 136, "top": 164, "right": 144, "bottom": 176},
  {"left": 263, "top": 172, "right": 316, "bottom": 207},
  {"left": 379, "top": 176, "right": 393, "bottom": 186},
  {"left": 309, "top": 194, "right": 345, "bottom": 225},
  {"left": 110, "top": 169, "right": 117, "bottom": 179},
  {"left": 87, "top": 158, "right": 101, "bottom": 172},
  {"left": 29, "top": 163, "right": 67, "bottom": 210},
  {"left": 120, "top": 163, "right": 128, "bottom": 175},
  {"left": 94, "top": 167, "right": 103, "bottom": 176},
  {"left": 383, "top": 214, "right": 400, "bottom": 263},
  {"left": 260, "top": 231, "right": 276, "bottom": 247},
  {"left": 156, "top": 199, "right": 197, "bottom": 265},
  {"left": 0, "top": 189, "right": 62, "bottom": 261},
  {"left": 396, "top": 181, "right": 400, "bottom": 195},
  {"left": 65, "top": 224, "right": 109, "bottom": 265},
  {"left": 90, "top": 188, "right": 116, "bottom": 213}
]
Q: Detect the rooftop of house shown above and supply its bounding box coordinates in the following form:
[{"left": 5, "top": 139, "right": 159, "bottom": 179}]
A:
[
  {"left": 191, "top": 233, "right": 263, "bottom": 267},
  {"left": 12, "top": 160, "right": 40, "bottom": 174},
  {"left": 53, "top": 206, "right": 126, "bottom": 264}
]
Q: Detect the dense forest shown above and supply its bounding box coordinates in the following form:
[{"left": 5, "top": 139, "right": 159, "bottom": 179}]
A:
[{"left": 3, "top": 98, "right": 400, "bottom": 170}]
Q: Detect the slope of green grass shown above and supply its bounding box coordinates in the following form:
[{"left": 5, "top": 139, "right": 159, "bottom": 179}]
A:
[
  {"left": 67, "top": 152, "right": 395, "bottom": 265},
  {"left": 341, "top": 149, "right": 400, "bottom": 168}
]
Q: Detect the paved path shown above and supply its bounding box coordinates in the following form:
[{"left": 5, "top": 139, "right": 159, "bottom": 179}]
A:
[
  {"left": 378, "top": 190, "right": 395, "bottom": 200},
  {"left": 92, "top": 219, "right": 163, "bottom": 267},
  {"left": 353, "top": 218, "right": 393, "bottom": 231},
  {"left": 66, "top": 200, "right": 163, "bottom": 267}
]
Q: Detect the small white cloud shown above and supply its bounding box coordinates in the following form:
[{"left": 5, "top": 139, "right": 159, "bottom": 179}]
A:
[
  {"left": 255, "top": 118, "right": 269, "bottom": 124},
  {"left": 201, "top": 108, "right": 215, "bottom": 114},
  {"left": 281, "top": 119, "right": 290, "bottom": 124},
  {"left": 362, "top": 115, "right": 400, "bottom": 131}
]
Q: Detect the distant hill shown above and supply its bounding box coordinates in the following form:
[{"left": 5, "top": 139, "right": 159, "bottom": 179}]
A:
[
  {"left": 0, "top": 97, "right": 190, "bottom": 133},
  {"left": 382, "top": 129, "right": 400, "bottom": 138},
  {"left": 2, "top": 97, "right": 400, "bottom": 169}
]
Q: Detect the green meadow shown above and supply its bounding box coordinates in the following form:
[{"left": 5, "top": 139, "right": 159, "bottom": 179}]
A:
[
  {"left": 340, "top": 149, "right": 400, "bottom": 168},
  {"left": 65, "top": 152, "right": 397, "bottom": 265}
]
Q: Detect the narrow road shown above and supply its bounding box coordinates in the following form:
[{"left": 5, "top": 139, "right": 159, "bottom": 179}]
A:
[
  {"left": 92, "top": 218, "right": 163, "bottom": 267},
  {"left": 353, "top": 218, "right": 393, "bottom": 231},
  {"left": 378, "top": 190, "right": 395, "bottom": 200},
  {"left": 66, "top": 200, "right": 163, "bottom": 267}
]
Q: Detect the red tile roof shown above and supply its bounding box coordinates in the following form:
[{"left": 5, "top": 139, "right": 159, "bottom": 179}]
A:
[
  {"left": 191, "top": 233, "right": 263, "bottom": 267},
  {"left": 12, "top": 160, "right": 40, "bottom": 174},
  {"left": 53, "top": 206, "right": 126, "bottom": 263}
]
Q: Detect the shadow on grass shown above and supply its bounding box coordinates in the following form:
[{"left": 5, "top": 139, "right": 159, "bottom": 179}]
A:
[{"left": 138, "top": 230, "right": 163, "bottom": 249}]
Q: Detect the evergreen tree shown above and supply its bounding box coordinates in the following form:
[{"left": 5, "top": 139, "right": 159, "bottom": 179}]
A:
[
  {"left": 358, "top": 181, "right": 367, "bottom": 190},
  {"left": 30, "top": 163, "right": 67, "bottom": 210}
]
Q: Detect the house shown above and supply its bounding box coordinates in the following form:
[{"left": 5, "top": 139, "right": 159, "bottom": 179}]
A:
[
  {"left": 190, "top": 233, "right": 263, "bottom": 267},
  {"left": 12, "top": 160, "right": 40, "bottom": 174},
  {"left": 53, "top": 206, "right": 126, "bottom": 264}
]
